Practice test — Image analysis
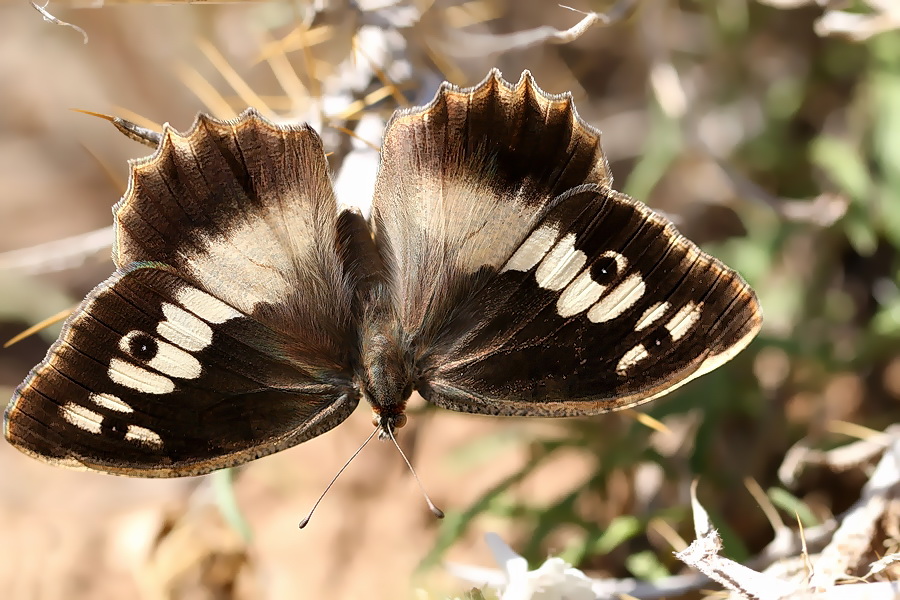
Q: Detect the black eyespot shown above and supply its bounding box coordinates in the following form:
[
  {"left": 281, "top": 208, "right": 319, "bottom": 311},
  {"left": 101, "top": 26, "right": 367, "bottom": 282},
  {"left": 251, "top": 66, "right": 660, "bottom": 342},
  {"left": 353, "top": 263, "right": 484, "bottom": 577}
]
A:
[
  {"left": 646, "top": 328, "right": 673, "bottom": 352},
  {"left": 590, "top": 255, "right": 620, "bottom": 285},
  {"left": 102, "top": 416, "right": 127, "bottom": 440},
  {"left": 128, "top": 333, "right": 158, "bottom": 360}
]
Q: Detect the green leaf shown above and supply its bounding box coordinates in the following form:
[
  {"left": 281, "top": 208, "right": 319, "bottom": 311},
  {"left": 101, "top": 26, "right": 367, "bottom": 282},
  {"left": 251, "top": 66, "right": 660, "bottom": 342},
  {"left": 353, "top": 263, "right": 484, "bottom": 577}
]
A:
[
  {"left": 587, "top": 515, "right": 643, "bottom": 555},
  {"left": 212, "top": 468, "right": 253, "bottom": 543},
  {"left": 810, "top": 136, "right": 871, "bottom": 202},
  {"left": 768, "top": 487, "right": 820, "bottom": 527},
  {"left": 623, "top": 105, "right": 681, "bottom": 202},
  {"left": 625, "top": 550, "right": 670, "bottom": 581},
  {"left": 873, "top": 296, "right": 900, "bottom": 336}
]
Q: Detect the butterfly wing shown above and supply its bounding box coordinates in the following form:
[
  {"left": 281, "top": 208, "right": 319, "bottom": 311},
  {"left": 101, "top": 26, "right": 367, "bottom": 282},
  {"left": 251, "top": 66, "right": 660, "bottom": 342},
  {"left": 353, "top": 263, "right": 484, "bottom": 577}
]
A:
[
  {"left": 418, "top": 185, "right": 761, "bottom": 415},
  {"left": 371, "top": 69, "right": 611, "bottom": 340},
  {"left": 371, "top": 70, "right": 761, "bottom": 416},
  {"left": 4, "top": 111, "right": 363, "bottom": 476}
]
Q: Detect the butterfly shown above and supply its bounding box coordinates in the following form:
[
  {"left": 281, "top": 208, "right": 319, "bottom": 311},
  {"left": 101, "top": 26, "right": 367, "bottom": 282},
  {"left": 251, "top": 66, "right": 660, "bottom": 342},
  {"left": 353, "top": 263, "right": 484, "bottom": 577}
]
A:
[{"left": 3, "top": 70, "right": 762, "bottom": 477}]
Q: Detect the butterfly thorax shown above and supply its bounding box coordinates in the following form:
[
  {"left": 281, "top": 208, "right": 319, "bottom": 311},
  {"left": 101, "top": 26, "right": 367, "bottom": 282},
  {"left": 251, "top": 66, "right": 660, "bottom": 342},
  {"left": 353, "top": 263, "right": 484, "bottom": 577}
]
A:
[{"left": 359, "top": 324, "right": 414, "bottom": 437}]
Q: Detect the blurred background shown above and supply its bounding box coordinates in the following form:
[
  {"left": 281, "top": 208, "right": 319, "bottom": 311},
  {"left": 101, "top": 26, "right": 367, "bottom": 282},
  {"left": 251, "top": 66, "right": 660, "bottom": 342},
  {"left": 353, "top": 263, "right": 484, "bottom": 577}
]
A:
[{"left": 1, "top": 0, "right": 899, "bottom": 598}]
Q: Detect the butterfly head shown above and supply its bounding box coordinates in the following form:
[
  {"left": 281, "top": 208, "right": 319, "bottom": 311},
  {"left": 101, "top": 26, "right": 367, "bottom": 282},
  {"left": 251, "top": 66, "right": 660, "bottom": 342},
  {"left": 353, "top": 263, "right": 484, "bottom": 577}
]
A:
[{"left": 373, "top": 412, "right": 407, "bottom": 440}]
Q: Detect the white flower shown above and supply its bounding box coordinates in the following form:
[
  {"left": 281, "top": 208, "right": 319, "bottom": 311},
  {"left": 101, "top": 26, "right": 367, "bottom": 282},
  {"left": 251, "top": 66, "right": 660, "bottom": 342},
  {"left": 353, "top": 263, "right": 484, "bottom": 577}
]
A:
[{"left": 484, "top": 533, "right": 596, "bottom": 600}]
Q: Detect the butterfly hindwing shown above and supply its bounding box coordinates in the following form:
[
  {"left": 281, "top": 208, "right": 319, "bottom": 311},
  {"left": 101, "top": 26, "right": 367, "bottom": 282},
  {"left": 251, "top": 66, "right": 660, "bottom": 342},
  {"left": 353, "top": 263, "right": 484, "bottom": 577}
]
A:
[
  {"left": 5, "top": 264, "right": 359, "bottom": 476},
  {"left": 114, "top": 110, "right": 357, "bottom": 334},
  {"left": 371, "top": 70, "right": 612, "bottom": 339}
]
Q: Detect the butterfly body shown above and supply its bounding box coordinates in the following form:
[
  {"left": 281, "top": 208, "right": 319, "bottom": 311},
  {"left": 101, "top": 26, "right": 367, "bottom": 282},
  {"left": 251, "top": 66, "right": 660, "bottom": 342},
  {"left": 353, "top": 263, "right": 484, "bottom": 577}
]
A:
[{"left": 4, "top": 70, "right": 762, "bottom": 477}]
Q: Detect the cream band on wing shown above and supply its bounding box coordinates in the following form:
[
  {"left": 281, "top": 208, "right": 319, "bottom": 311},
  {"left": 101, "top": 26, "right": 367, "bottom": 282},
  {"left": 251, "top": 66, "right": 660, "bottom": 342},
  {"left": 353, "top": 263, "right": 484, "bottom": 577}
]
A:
[
  {"left": 157, "top": 302, "right": 213, "bottom": 352},
  {"left": 124, "top": 425, "right": 164, "bottom": 448},
  {"left": 616, "top": 344, "right": 649, "bottom": 375},
  {"left": 535, "top": 234, "right": 587, "bottom": 291},
  {"left": 557, "top": 270, "right": 606, "bottom": 318},
  {"left": 89, "top": 392, "right": 133, "bottom": 413},
  {"left": 636, "top": 301, "right": 669, "bottom": 331},
  {"left": 666, "top": 301, "right": 703, "bottom": 341},
  {"left": 108, "top": 358, "right": 176, "bottom": 394},
  {"left": 587, "top": 273, "right": 645, "bottom": 324},
  {"left": 60, "top": 403, "right": 103, "bottom": 434},
  {"left": 501, "top": 223, "right": 560, "bottom": 273},
  {"left": 175, "top": 286, "right": 243, "bottom": 324}
]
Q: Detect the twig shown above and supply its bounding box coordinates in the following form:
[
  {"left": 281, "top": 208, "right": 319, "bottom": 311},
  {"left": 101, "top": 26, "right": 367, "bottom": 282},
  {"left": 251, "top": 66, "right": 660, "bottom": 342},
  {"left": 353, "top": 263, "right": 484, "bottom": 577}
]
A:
[
  {"left": 0, "top": 226, "right": 113, "bottom": 274},
  {"left": 430, "top": 2, "right": 634, "bottom": 59},
  {"left": 31, "top": 1, "right": 89, "bottom": 44}
]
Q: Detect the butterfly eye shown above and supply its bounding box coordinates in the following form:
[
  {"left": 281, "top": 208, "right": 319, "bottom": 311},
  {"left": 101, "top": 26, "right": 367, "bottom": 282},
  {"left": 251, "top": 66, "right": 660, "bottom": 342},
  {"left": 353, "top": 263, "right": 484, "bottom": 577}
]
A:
[{"left": 371, "top": 413, "right": 408, "bottom": 429}]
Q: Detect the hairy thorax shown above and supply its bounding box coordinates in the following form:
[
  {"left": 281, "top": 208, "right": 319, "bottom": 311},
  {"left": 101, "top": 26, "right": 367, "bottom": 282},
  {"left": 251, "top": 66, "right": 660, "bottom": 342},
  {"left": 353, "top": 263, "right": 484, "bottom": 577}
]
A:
[{"left": 359, "top": 324, "right": 413, "bottom": 435}]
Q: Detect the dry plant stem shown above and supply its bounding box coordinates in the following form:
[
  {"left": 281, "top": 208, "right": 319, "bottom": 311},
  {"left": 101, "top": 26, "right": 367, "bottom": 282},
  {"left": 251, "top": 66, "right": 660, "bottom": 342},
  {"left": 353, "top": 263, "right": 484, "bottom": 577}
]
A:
[
  {"left": 449, "top": 432, "right": 900, "bottom": 597},
  {"left": 676, "top": 438, "right": 900, "bottom": 599},
  {"left": 779, "top": 424, "right": 900, "bottom": 487},
  {"left": 746, "top": 519, "right": 837, "bottom": 572},
  {"left": 4, "top": 307, "right": 76, "bottom": 348},
  {"left": 196, "top": 39, "right": 276, "bottom": 121},
  {"left": 31, "top": 1, "right": 88, "bottom": 44},
  {"left": 678, "top": 481, "right": 799, "bottom": 599},
  {"left": 445, "top": 560, "right": 716, "bottom": 599},
  {"left": 72, "top": 109, "right": 162, "bottom": 147},
  {"left": 0, "top": 225, "right": 113, "bottom": 274},
  {"left": 808, "top": 438, "right": 900, "bottom": 587},
  {"left": 862, "top": 551, "right": 900, "bottom": 580},
  {"left": 429, "top": 3, "right": 630, "bottom": 59}
]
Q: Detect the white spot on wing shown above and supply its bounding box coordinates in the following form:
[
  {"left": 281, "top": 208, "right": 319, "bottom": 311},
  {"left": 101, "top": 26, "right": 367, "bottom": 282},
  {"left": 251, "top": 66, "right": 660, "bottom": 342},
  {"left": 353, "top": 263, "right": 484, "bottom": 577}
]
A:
[
  {"left": 587, "top": 273, "right": 646, "bottom": 323},
  {"left": 616, "top": 344, "right": 649, "bottom": 375},
  {"left": 666, "top": 301, "right": 703, "bottom": 341},
  {"left": 157, "top": 302, "right": 213, "bottom": 351},
  {"left": 119, "top": 332, "right": 202, "bottom": 380},
  {"left": 108, "top": 358, "right": 175, "bottom": 394},
  {"left": 535, "top": 234, "right": 586, "bottom": 290},
  {"left": 176, "top": 287, "right": 242, "bottom": 324},
  {"left": 90, "top": 392, "right": 133, "bottom": 413},
  {"left": 557, "top": 270, "right": 606, "bottom": 317},
  {"left": 125, "top": 425, "right": 164, "bottom": 448},
  {"left": 60, "top": 403, "right": 103, "bottom": 434},
  {"left": 502, "top": 224, "right": 559, "bottom": 273},
  {"left": 636, "top": 302, "right": 670, "bottom": 331}
]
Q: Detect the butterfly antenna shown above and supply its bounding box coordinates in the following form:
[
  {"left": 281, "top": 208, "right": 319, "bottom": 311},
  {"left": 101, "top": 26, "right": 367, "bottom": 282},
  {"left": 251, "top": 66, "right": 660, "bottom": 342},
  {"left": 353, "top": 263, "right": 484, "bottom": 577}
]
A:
[
  {"left": 385, "top": 426, "right": 445, "bottom": 519},
  {"left": 298, "top": 426, "right": 379, "bottom": 529}
]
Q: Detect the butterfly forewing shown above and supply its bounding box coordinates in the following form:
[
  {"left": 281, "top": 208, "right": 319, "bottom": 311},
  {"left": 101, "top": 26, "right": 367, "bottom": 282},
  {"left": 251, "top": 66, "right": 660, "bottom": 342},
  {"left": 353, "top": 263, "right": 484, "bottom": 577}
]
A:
[
  {"left": 416, "top": 186, "right": 760, "bottom": 415},
  {"left": 5, "top": 264, "right": 360, "bottom": 476}
]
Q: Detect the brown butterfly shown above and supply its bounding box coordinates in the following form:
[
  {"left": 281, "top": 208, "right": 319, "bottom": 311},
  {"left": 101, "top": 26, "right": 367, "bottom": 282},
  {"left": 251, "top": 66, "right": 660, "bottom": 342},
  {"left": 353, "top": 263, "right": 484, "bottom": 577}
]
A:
[{"left": 3, "top": 70, "right": 761, "bottom": 477}]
